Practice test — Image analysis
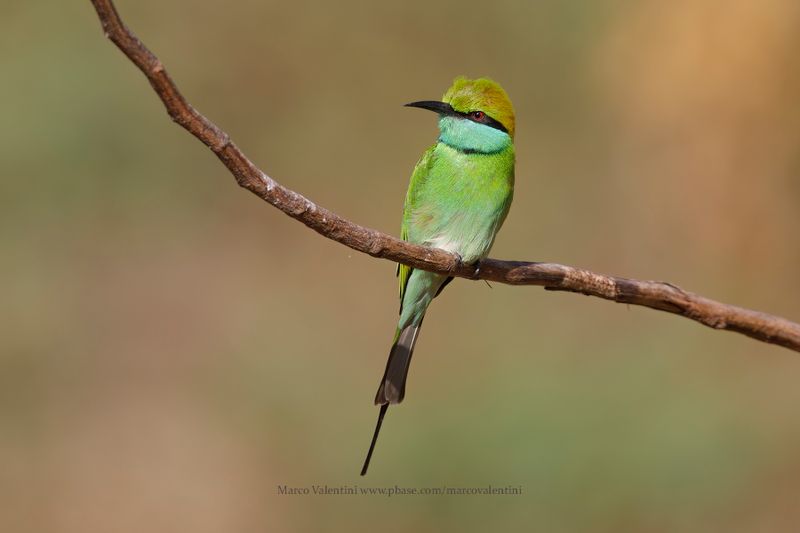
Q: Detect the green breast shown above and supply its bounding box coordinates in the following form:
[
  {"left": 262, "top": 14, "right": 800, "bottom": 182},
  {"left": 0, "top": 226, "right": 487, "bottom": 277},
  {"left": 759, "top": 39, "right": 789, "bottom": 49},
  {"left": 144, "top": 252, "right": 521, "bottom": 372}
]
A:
[{"left": 404, "top": 142, "right": 514, "bottom": 263}]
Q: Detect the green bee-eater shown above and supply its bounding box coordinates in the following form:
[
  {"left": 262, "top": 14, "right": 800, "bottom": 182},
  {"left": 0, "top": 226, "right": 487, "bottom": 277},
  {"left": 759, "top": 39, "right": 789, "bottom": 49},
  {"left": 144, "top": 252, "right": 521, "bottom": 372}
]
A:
[{"left": 360, "top": 77, "right": 516, "bottom": 475}]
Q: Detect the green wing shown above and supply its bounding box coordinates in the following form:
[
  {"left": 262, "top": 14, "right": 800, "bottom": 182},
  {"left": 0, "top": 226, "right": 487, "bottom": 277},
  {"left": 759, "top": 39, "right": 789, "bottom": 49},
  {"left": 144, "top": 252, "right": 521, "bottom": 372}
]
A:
[{"left": 397, "top": 146, "right": 436, "bottom": 307}]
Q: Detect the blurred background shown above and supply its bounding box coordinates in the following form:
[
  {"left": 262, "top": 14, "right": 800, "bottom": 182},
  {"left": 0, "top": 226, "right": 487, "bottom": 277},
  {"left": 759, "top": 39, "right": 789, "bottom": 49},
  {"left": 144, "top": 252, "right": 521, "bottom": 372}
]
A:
[{"left": 2, "top": 0, "right": 799, "bottom": 531}]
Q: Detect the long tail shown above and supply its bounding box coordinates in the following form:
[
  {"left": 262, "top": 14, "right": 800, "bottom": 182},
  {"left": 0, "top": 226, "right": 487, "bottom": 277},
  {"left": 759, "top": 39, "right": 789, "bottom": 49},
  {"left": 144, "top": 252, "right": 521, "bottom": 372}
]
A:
[
  {"left": 360, "top": 323, "right": 422, "bottom": 476},
  {"left": 375, "top": 324, "right": 421, "bottom": 405},
  {"left": 360, "top": 403, "right": 388, "bottom": 476}
]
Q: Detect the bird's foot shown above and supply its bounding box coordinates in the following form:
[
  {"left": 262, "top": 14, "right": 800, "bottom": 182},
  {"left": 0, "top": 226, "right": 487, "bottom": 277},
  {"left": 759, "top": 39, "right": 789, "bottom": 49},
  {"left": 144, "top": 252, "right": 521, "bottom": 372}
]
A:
[
  {"left": 472, "top": 260, "right": 482, "bottom": 279},
  {"left": 452, "top": 253, "right": 482, "bottom": 280},
  {"left": 450, "top": 252, "right": 464, "bottom": 273}
]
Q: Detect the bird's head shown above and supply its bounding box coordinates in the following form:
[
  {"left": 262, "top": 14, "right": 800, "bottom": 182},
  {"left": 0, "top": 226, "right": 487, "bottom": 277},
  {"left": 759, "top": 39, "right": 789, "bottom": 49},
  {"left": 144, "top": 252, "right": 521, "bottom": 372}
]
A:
[{"left": 405, "top": 77, "right": 515, "bottom": 153}]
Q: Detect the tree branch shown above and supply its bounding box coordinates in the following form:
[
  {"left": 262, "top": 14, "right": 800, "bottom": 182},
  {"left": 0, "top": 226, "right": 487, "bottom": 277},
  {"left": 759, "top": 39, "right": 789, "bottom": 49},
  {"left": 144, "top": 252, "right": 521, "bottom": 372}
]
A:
[{"left": 88, "top": 0, "right": 800, "bottom": 353}]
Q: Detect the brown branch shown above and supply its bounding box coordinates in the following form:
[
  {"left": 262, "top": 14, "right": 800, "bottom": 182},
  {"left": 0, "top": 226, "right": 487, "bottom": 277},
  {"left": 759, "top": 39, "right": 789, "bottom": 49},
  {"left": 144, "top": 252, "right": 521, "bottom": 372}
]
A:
[{"left": 88, "top": 0, "right": 800, "bottom": 353}]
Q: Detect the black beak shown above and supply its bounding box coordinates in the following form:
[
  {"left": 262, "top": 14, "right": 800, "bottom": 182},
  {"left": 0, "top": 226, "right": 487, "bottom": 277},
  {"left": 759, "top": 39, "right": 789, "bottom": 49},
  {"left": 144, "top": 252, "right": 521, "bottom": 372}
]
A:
[{"left": 404, "top": 100, "right": 456, "bottom": 116}]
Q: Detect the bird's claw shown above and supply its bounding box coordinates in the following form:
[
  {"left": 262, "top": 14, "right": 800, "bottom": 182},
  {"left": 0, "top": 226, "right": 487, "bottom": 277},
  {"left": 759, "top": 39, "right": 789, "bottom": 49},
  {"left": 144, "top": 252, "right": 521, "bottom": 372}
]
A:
[
  {"left": 472, "top": 260, "right": 482, "bottom": 279},
  {"left": 453, "top": 253, "right": 481, "bottom": 279},
  {"left": 451, "top": 252, "right": 465, "bottom": 274}
]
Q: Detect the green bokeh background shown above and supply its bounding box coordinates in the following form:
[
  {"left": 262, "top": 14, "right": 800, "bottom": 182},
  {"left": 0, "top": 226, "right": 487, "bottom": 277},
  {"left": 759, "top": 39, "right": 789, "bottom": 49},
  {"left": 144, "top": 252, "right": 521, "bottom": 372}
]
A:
[{"left": 2, "top": 1, "right": 800, "bottom": 531}]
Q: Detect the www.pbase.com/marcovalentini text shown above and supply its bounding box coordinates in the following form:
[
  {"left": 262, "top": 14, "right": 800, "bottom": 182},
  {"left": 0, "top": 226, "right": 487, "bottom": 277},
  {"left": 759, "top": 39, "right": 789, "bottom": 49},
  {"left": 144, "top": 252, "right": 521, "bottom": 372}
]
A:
[{"left": 277, "top": 485, "right": 523, "bottom": 496}]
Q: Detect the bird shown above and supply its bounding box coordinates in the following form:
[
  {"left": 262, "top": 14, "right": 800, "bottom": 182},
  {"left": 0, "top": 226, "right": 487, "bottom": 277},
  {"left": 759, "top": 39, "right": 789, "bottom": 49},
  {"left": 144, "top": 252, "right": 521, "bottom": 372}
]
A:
[{"left": 360, "top": 77, "right": 516, "bottom": 475}]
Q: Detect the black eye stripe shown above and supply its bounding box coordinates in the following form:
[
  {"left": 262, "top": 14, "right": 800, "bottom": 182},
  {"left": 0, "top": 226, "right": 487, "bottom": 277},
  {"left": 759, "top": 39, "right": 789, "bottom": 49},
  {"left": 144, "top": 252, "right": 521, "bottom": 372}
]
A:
[
  {"left": 406, "top": 101, "right": 509, "bottom": 134},
  {"left": 457, "top": 110, "right": 508, "bottom": 134}
]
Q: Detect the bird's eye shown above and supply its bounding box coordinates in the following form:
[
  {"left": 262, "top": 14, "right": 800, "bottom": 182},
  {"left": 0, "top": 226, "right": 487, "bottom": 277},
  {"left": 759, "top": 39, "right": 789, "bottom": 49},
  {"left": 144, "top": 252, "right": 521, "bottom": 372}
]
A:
[{"left": 470, "top": 111, "right": 485, "bottom": 121}]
